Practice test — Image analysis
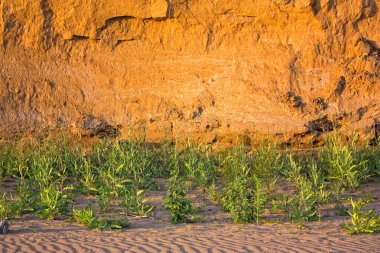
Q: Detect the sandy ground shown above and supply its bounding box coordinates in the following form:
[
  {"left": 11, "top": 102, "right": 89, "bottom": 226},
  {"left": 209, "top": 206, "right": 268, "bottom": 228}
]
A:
[
  {"left": 1, "top": 219, "right": 379, "bottom": 253},
  {"left": 1, "top": 182, "right": 379, "bottom": 253}
]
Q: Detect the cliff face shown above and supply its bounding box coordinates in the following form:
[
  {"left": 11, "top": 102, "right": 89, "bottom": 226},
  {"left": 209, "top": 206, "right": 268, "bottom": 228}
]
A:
[{"left": 0, "top": 0, "right": 379, "bottom": 144}]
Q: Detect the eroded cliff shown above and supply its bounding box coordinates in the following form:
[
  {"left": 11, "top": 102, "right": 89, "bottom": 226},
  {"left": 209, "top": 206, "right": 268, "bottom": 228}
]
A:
[{"left": 0, "top": 0, "right": 379, "bottom": 145}]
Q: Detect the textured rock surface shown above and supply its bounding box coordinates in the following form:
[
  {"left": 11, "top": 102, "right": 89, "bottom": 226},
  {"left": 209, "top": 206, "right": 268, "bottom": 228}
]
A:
[{"left": 0, "top": 0, "right": 379, "bottom": 145}]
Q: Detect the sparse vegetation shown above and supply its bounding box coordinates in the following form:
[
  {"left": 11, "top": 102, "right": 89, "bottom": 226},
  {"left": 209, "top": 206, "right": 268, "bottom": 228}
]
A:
[{"left": 0, "top": 132, "right": 379, "bottom": 233}]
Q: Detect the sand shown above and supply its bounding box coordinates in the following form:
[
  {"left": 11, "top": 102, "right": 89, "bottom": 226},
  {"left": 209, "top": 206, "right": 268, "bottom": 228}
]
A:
[
  {"left": 1, "top": 218, "right": 379, "bottom": 253},
  {"left": 1, "top": 182, "right": 379, "bottom": 252}
]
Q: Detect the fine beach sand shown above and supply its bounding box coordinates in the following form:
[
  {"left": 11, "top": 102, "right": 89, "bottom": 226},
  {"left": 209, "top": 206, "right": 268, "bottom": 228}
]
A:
[
  {"left": 1, "top": 218, "right": 380, "bottom": 253},
  {"left": 1, "top": 182, "right": 380, "bottom": 253}
]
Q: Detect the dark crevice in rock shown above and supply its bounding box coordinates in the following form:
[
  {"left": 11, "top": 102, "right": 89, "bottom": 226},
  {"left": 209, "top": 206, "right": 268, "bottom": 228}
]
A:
[
  {"left": 166, "top": 0, "right": 173, "bottom": 18},
  {"left": 97, "top": 16, "right": 136, "bottom": 36},
  {"left": 312, "top": 97, "right": 328, "bottom": 114},
  {"left": 305, "top": 116, "right": 338, "bottom": 133},
  {"left": 168, "top": 108, "right": 184, "bottom": 120},
  {"left": 352, "top": 1, "right": 378, "bottom": 32},
  {"left": 272, "top": 1, "right": 290, "bottom": 20},
  {"left": 191, "top": 107, "right": 204, "bottom": 119},
  {"left": 289, "top": 53, "right": 301, "bottom": 93},
  {"left": 2, "top": 14, "right": 21, "bottom": 50},
  {"left": 357, "top": 107, "right": 368, "bottom": 121},
  {"left": 82, "top": 115, "right": 120, "bottom": 138},
  {"left": 40, "top": 0, "right": 57, "bottom": 51},
  {"left": 113, "top": 39, "right": 135, "bottom": 49},
  {"left": 142, "top": 17, "right": 169, "bottom": 22},
  {"left": 334, "top": 76, "right": 346, "bottom": 96},
  {"left": 282, "top": 92, "right": 306, "bottom": 112},
  {"left": 66, "top": 35, "right": 90, "bottom": 41},
  {"left": 205, "top": 29, "right": 213, "bottom": 51},
  {"left": 366, "top": 39, "right": 380, "bottom": 58},
  {"left": 370, "top": 118, "right": 380, "bottom": 146},
  {"left": 310, "top": 0, "right": 322, "bottom": 15},
  {"left": 290, "top": 116, "right": 342, "bottom": 146}
]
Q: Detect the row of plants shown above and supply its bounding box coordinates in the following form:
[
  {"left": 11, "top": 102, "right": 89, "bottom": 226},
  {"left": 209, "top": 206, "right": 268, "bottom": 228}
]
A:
[
  {"left": 0, "top": 137, "right": 159, "bottom": 230},
  {"left": 0, "top": 133, "right": 379, "bottom": 234}
]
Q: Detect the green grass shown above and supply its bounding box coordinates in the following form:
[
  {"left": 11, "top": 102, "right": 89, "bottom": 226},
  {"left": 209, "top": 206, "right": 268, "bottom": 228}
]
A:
[
  {"left": 121, "top": 188, "right": 154, "bottom": 217},
  {"left": 320, "top": 133, "right": 369, "bottom": 190},
  {"left": 73, "top": 207, "right": 129, "bottom": 230},
  {"left": 0, "top": 193, "right": 17, "bottom": 220},
  {"left": 0, "top": 132, "right": 379, "bottom": 232},
  {"left": 343, "top": 196, "right": 380, "bottom": 235},
  {"left": 73, "top": 207, "right": 96, "bottom": 226},
  {"left": 164, "top": 184, "right": 195, "bottom": 224}
]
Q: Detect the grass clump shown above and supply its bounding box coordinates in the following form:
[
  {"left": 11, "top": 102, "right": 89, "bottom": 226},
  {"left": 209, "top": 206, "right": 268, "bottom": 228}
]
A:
[
  {"left": 282, "top": 157, "right": 320, "bottom": 226},
  {"left": 343, "top": 196, "right": 380, "bottom": 235},
  {"left": 287, "top": 177, "right": 319, "bottom": 226},
  {"left": 164, "top": 179, "right": 195, "bottom": 224},
  {"left": 181, "top": 143, "right": 217, "bottom": 191},
  {"left": 91, "top": 218, "right": 130, "bottom": 230},
  {"left": 219, "top": 146, "right": 267, "bottom": 223},
  {"left": 121, "top": 188, "right": 154, "bottom": 217},
  {"left": 73, "top": 207, "right": 96, "bottom": 226},
  {"left": 164, "top": 188, "right": 194, "bottom": 224},
  {"left": 220, "top": 174, "right": 266, "bottom": 223},
  {"left": 320, "top": 134, "right": 369, "bottom": 190},
  {"left": 251, "top": 141, "right": 283, "bottom": 193},
  {"left": 0, "top": 193, "right": 19, "bottom": 220},
  {"left": 220, "top": 175, "right": 254, "bottom": 223},
  {"left": 73, "top": 207, "right": 129, "bottom": 231},
  {"left": 38, "top": 186, "right": 70, "bottom": 219}
]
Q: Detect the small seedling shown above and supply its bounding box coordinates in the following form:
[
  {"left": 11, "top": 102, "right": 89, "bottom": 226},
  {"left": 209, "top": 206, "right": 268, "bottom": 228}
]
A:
[
  {"left": 73, "top": 207, "right": 95, "bottom": 226},
  {"left": 90, "top": 218, "right": 129, "bottom": 231},
  {"left": 96, "top": 190, "right": 112, "bottom": 214},
  {"left": 271, "top": 194, "right": 290, "bottom": 214},
  {"left": 73, "top": 207, "right": 129, "bottom": 231}
]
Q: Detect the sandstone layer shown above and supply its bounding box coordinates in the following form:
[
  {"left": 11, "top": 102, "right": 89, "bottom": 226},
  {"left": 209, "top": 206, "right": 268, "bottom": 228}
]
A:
[{"left": 0, "top": 0, "right": 379, "bottom": 145}]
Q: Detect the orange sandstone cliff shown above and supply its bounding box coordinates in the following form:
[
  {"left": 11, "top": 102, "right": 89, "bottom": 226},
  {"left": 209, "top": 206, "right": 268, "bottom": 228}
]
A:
[{"left": 0, "top": 0, "right": 379, "bottom": 145}]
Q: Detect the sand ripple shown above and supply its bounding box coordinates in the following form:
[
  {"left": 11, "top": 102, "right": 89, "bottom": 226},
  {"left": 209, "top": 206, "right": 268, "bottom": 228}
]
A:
[{"left": 1, "top": 221, "right": 379, "bottom": 253}]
